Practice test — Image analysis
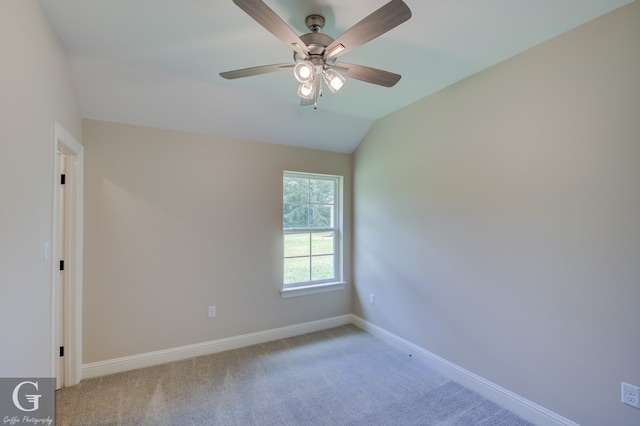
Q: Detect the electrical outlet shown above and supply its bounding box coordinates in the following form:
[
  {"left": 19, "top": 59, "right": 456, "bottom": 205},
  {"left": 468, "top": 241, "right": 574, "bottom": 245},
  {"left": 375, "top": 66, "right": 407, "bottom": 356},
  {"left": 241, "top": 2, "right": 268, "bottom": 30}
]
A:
[
  {"left": 208, "top": 305, "right": 216, "bottom": 318},
  {"left": 621, "top": 382, "right": 640, "bottom": 409}
]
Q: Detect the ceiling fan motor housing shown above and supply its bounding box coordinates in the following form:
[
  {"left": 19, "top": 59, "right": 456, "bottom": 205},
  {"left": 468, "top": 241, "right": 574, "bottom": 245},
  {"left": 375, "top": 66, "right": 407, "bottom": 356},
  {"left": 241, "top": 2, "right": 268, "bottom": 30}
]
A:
[{"left": 294, "top": 31, "right": 335, "bottom": 68}]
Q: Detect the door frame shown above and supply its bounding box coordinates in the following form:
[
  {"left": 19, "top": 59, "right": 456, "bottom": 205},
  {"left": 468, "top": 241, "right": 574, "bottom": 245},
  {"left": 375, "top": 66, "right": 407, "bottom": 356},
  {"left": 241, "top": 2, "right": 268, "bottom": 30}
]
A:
[{"left": 51, "top": 122, "right": 83, "bottom": 387}]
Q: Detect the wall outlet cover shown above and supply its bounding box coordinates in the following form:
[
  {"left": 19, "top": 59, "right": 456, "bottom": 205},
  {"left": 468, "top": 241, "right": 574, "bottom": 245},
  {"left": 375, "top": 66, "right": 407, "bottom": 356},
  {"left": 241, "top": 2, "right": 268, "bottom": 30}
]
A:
[{"left": 621, "top": 382, "right": 640, "bottom": 409}]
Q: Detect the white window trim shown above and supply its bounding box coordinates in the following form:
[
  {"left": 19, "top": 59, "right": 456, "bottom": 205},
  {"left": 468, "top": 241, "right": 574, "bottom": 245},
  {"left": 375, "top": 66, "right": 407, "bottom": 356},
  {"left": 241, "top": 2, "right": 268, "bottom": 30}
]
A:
[
  {"left": 280, "top": 281, "right": 347, "bottom": 299},
  {"left": 282, "top": 171, "right": 344, "bottom": 297}
]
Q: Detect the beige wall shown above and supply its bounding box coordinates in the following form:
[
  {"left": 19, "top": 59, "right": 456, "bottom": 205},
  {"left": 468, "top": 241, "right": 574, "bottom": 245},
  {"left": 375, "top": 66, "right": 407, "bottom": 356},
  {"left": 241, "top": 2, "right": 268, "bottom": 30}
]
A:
[
  {"left": 353, "top": 2, "right": 640, "bottom": 425},
  {"left": 0, "top": 1, "right": 81, "bottom": 376},
  {"left": 82, "top": 119, "right": 352, "bottom": 362}
]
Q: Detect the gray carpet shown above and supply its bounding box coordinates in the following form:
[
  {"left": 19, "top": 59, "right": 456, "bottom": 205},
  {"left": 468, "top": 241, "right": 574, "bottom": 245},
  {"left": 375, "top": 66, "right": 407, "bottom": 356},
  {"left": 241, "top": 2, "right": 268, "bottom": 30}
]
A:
[{"left": 56, "top": 325, "right": 534, "bottom": 425}]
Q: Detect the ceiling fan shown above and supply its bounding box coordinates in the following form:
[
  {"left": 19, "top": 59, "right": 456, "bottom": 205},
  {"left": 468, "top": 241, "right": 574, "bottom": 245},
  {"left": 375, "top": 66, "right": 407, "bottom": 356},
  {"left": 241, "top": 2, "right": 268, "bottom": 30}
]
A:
[{"left": 220, "top": 0, "right": 412, "bottom": 109}]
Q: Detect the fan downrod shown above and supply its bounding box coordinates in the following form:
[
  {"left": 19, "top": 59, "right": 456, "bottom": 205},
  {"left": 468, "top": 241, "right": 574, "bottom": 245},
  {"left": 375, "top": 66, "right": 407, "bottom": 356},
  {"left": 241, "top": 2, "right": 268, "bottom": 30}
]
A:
[{"left": 305, "top": 14, "right": 325, "bottom": 33}]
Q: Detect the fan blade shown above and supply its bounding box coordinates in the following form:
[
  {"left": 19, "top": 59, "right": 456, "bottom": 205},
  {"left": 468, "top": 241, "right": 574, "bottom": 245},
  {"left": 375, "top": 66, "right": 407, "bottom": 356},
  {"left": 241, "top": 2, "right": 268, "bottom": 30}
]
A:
[
  {"left": 233, "top": 0, "right": 308, "bottom": 55},
  {"left": 333, "top": 63, "right": 401, "bottom": 87},
  {"left": 220, "top": 63, "right": 294, "bottom": 79},
  {"left": 324, "top": 0, "right": 411, "bottom": 59}
]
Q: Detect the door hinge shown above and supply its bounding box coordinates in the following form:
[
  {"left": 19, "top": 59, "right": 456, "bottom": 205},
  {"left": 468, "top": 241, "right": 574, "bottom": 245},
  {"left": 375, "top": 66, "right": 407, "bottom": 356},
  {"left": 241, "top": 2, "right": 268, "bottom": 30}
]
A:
[
  {"left": 60, "top": 346, "right": 64, "bottom": 357},
  {"left": 59, "top": 260, "right": 64, "bottom": 271},
  {"left": 61, "top": 174, "right": 66, "bottom": 185}
]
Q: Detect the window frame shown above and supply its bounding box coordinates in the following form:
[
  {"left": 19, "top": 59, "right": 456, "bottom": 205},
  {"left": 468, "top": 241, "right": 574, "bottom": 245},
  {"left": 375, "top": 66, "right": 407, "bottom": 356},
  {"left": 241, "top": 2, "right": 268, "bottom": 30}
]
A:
[{"left": 281, "top": 171, "right": 346, "bottom": 298}]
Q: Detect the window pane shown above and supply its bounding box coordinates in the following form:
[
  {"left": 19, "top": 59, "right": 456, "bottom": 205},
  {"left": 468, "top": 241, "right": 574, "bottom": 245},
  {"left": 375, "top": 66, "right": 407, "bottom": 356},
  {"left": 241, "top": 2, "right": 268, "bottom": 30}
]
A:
[
  {"left": 283, "top": 203, "right": 308, "bottom": 228},
  {"left": 311, "top": 255, "right": 334, "bottom": 281},
  {"left": 284, "top": 233, "right": 310, "bottom": 257},
  {"left": 309, "top": 205, "right": 332, "bottom": 228},
  {"left": 310, "top": 179, "right": 334, "bottom": 204},
  {"left": 284, "top": 257, "right": 310, "bottom": 284},
  {"left": 283, "top": 177, "right": 309, "bottom": 204},
  {"left": 283, "top": 177, "right": 310, "bottom": 228},
  {"left": 311, "top": 232, "right": 334, "bottom": 256}
]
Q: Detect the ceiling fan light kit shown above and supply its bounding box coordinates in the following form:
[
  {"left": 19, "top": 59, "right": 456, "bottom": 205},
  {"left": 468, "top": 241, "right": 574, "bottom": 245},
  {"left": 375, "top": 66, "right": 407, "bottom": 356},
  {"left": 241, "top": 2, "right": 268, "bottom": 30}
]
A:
[{"left": 220, "top": 0, "right": 412, "bottom": 109}]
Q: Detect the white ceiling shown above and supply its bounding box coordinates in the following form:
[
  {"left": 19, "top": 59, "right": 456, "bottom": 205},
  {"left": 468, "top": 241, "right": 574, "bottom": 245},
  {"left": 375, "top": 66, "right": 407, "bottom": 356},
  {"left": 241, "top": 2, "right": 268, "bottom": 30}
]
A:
[{"left": 39, "top": 0, "right": 633, "bottom": 153}]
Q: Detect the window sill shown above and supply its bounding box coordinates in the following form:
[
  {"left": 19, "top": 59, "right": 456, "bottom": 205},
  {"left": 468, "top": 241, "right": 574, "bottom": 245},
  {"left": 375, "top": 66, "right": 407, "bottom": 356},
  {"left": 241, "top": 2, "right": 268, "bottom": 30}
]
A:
[{"left": 280, "top": 282, "right": 347, "bottom": 299}]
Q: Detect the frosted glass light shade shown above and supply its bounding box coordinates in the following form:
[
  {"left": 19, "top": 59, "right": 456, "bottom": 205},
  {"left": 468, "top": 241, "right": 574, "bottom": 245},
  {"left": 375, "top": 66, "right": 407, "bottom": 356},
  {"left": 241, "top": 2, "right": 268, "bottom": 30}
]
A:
[
  {"left": 294, "top": 61, "right": 314, "bottom": 83},
  {"left": 322, "top": 69, "right": 345, "bottom": 93},
  {"left": 297, "top": 81, "right": 314, "bottom": 99}
]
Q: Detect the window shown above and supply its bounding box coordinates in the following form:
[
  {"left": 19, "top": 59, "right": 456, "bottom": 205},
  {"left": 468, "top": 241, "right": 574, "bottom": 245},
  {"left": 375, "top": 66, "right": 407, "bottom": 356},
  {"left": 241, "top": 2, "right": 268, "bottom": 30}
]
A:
[{"left": 282, "top": 172, "right": 345, "bottom": 297}]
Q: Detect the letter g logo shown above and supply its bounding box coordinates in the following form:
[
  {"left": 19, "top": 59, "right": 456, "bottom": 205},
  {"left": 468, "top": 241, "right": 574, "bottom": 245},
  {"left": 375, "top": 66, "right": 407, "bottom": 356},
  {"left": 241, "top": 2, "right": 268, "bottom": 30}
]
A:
[{"left": 12, "top": 381, "right": 41, "bottom": 412}]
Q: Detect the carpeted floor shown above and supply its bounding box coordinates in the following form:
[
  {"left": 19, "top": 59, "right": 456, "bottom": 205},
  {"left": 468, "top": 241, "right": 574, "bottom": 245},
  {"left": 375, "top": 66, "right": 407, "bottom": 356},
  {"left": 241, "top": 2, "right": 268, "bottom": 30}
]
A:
[{"left": 56, "top": 325, "right": 534, "bottom": 425}]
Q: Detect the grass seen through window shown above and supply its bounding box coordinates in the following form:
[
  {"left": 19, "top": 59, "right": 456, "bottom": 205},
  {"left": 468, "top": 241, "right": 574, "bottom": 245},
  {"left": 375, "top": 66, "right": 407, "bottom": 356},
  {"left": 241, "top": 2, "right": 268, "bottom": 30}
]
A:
[{"left": 284, "top": 232, "right": 334, "bottom": 284}]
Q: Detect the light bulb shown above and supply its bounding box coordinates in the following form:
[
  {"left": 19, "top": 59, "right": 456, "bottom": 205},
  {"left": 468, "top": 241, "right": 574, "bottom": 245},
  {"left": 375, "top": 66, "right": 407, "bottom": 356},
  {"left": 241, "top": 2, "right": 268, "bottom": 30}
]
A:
[
  {"left": 297, "top": 81, "right": 314, "bottom": 99},
  {"left": 322, "top": 69, "right": 345, "bottom": 93},
  {"left": 294, "top": 61, "right": 314, "bottom": 83}
]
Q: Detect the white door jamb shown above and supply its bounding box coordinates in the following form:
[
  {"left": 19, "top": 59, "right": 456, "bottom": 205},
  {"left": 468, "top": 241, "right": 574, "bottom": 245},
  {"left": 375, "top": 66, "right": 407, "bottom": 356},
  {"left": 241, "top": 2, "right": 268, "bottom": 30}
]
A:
[{"left": 51, "top": 122, "right": 83, "bottom": 387}]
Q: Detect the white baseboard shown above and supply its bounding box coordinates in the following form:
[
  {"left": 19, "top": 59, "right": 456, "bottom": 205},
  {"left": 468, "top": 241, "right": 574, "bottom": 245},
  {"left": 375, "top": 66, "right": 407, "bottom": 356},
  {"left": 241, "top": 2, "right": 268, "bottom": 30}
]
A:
[
  {"left": 82, "top": 314, "right": 352, "bottom": 380},
  {"left": 82, "top": 313, "right": 577, "bottom": 426},
  {"left": 351, "top": 315, "right": 579, "bottom": 426}
]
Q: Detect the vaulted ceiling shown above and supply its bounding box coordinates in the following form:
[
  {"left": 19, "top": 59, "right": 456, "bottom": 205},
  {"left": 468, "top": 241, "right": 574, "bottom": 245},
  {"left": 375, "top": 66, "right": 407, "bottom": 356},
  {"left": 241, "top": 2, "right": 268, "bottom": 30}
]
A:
[{"left": 39, "top": 0, "right": 633, "bottom": 152}]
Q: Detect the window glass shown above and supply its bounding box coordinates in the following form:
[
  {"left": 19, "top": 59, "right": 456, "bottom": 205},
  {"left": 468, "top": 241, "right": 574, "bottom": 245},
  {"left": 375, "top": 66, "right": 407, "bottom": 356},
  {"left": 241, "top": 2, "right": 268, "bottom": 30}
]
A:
[{"left": 283, "top": 172, "right": 341, "bottom": 287}]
